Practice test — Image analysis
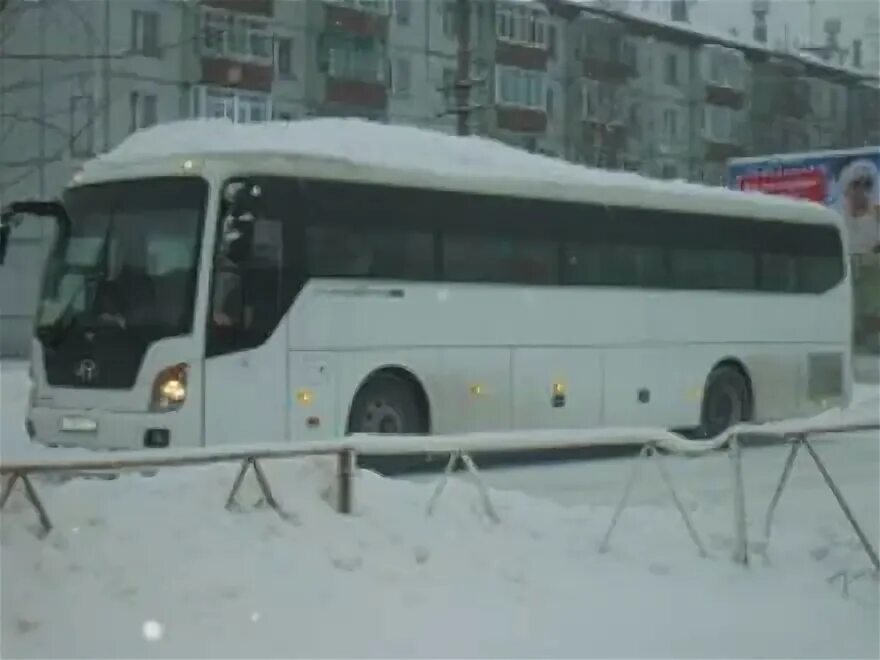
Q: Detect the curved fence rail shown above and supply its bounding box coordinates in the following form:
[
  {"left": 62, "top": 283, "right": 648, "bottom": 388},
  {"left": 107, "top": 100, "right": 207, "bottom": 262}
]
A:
[{"left": 1, "top": 419, "right": 877, "bottom": 573}]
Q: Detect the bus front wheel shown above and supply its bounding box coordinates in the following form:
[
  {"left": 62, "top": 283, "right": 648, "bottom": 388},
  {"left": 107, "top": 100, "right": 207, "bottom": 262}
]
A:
[
  {"left": 347, "top": 372, "right": 428, "bottom": 435},
  {"left": 699, "top": 365, "right": 752, "bottom": 440}
]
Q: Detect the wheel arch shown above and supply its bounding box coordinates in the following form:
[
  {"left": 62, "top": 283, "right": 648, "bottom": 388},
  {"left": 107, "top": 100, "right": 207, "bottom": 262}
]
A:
[{"left": 345, "top": 365, "right": 432, "bottom": 434}]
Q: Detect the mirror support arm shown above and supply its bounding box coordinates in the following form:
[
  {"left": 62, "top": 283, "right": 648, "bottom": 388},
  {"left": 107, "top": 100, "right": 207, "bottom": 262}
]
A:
[{"left": 0, "top": 201, "right": 71, "bottom": 266}]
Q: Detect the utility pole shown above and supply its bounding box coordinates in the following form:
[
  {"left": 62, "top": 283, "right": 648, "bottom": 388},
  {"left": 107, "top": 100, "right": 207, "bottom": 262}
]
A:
[{"left": 454, "top": 0, "right": 471, "bottom": 136}]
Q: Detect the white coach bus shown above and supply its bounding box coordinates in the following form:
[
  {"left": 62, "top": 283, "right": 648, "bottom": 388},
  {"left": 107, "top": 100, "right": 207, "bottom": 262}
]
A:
[{"left": 0, "top": 119, "right": 851, "bottom": 451}]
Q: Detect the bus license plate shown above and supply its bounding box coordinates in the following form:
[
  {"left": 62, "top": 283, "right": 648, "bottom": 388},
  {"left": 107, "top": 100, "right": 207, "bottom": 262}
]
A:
[{"left": 60, "top": 416, "right": 98, "bottom": 433}]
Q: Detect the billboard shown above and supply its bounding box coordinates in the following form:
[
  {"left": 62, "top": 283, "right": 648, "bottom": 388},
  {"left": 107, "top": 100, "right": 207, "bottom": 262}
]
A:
[
  {"left": 728, "top": 147, "right": 880, "bottom": 356},
  {"left": 728, "top": 147, "right": 880, "bottom": 257}
]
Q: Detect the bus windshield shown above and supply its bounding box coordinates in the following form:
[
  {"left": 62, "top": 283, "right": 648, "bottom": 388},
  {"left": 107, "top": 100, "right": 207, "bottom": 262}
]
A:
[{"left": 37, "top": 177, "right": 207, "bottom": 348}]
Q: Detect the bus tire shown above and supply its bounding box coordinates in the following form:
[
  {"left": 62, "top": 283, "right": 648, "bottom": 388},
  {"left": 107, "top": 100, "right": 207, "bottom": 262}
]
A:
[
  {"left": 347, "top": 372, "right": 428, "bottom": 435},
  {"left": 698, "top": 365, "right": 751, "bottom": 440}
]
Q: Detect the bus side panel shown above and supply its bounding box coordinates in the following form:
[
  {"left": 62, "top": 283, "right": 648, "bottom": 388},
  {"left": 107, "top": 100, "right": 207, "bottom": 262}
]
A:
[
  {"left": 436, "top": 348, "right": 512, "bottom": 433},
  {"left": 288, "top": 351, "right": 338, "bottom": 442},
  {"left": 603, "top": 348, "right": 687, "bottom": 427},
  {"left": 511, "top": 348, "right": 603, "bottom": 430}
]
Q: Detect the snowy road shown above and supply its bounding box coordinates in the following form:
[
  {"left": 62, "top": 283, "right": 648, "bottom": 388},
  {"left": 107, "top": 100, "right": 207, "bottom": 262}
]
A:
[{"left": 1, "top": 360, "right": 879, "bottom": 658}]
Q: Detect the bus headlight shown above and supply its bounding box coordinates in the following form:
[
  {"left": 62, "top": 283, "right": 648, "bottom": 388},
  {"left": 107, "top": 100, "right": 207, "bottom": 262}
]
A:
[{"left": 151, "top": 364, "right": 188, "bottom": 412}]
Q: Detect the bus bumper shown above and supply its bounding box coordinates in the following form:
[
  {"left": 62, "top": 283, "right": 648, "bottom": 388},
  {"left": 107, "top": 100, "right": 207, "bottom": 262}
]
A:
[{"left": 27, "top": 405, "right": 197, "bottom": 450}]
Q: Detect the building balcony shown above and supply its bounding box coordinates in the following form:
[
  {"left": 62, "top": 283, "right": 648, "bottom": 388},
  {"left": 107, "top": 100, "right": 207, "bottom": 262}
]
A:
[
  {"left": 201, "top": 0, "right": 273, "bottom": 16},
  {"left": 496, "top": 106, "right": 547, "bottom": 133},
  {"left": 325, "top": 78, "right": 387, "bottom": 110},
  {"left": 496, "top": 41, "right": 549, "bottom": 72},
  {"left": 581, "top": 57, "right": 636, "bottom": 83},
  {"left": 705, "top": 84, "right": 746, "bottom": 110},
  {"left": 324, "top": 3, "right": 388, "bottom": 40},
  {"left": 200, "top": 57, "right": 273, "bottom": 93}
]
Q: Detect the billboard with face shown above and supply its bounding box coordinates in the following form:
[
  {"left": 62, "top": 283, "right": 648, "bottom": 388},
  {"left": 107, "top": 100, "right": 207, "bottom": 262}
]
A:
[
  {"left": 727, "top": 147, "right": 880, "bottom": 256},
  {"left": 728, "top": 147, "right": 880, "bottom": 355}
]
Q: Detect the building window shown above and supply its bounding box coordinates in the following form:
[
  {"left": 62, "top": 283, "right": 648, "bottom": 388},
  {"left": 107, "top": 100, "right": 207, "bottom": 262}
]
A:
[
  {"left": 622, "top": 41, "right": 637, "bottom": 72},
  {"left": 322, "top": 36, "right": 385, "bottom": 83},
  {"left": 129, "top": 91, "right": 158, "bottom": 132},
  {"left": 496, "top": 6, "right": 547, "bottom": 47},
  {"left": 69, "top": 95, "right": 94, "bottom": 157},
  {"left": 581, "top": 80, "right": 620, "bottom": 121},
  {"left": 628, "top": 104, "right": 640, "bottom": 135},
  {"left": 442, "top": 67, "right": 456, "bottom": 103},
  {"left": 192, "top": 86, "right": 272, "bottom": 123},
  {"left": 276, "top": 37, "right": 292, "bottom": 77},
  {"left": 663, "top": 108, "right": 678, "bottom": 140},
  {"left": 393, "top": 57, "right": 411, "bottom": 95},
  {"left": 495, "top": 66, "right": 546, "bottom": 110},
  {"left": 442, "top": 1, "right": 456, "bottom": 38},
  {"left": 201, "top": 8, "right": 271, "bottom": 64},
  {"left": 395, "top": 0, "right": 410, "bottom": 25},
  {"left": 703, "top": 105, "right": 737, "bottom": 143},
  {"left": 704, "top": 45, "right": 745, "bottom": 90},
  {"left": 131, "top": 10, "right": 160, "bottom": 57},
  {"left": 665, "top": 52, "right": 678, "bottom": 85}
]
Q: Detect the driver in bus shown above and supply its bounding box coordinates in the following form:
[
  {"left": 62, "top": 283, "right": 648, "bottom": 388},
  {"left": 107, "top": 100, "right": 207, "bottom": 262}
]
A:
[{"left": 211, "top": 242, "right": 251, "bottom": 329}]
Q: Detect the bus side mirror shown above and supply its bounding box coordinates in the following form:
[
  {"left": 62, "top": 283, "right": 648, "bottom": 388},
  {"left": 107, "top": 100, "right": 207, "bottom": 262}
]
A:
[
  {"left": 0, "top": 219, "right": 12, "bottom": 265},
  {"left": 0, "top": 201, "right": 71, "bottom": 266},
  {"left": 218, "top": 180, "right": 262, "bottom": 260}
]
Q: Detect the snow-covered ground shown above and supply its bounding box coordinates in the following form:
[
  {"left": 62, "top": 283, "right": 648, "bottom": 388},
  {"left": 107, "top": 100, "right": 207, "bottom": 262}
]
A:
[{"left": 1, "top": 360, "right": 878, "bottom": 658}]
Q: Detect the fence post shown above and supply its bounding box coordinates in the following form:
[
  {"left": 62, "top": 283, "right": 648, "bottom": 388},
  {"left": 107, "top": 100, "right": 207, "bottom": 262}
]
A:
[
  {"left": 337, "top": 448, "right": 356, "bottom": 515},
  {"left": 729, "top": 435, "right": 749, "bottom": 566}
]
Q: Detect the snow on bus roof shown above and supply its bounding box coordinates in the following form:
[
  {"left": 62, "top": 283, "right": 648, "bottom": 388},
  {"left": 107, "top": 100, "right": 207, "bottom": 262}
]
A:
[{"left": 97, "top": 118, "right": 819, "bottom": 215}]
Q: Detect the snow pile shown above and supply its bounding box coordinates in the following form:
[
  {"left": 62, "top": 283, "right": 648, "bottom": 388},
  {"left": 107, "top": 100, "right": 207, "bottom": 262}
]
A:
[
  {"left": 2, "top": 364, "right": 879, "bottom": 658},
  {"left": 93, "top": 118, "right": 818, "bottom": 215}
]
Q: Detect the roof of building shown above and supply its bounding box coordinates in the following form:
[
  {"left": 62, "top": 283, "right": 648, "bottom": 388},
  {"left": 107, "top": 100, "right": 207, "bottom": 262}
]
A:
[
  {"left": 549, "top": 0, "right": 880, "bottom": 83},
  {"left": 84, "top": 118, "right": 837, "bottom": 226}
]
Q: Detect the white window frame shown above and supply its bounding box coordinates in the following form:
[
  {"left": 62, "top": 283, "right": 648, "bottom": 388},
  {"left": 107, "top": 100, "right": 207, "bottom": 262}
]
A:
[
  {"left": 581, "top": 80, "right": 622, "bottom": 121},
  {"left": 496, "top": 6, "right": 548, "bottom": 48},
  {"left": 275, "top": 36, "right": 293, "bottom": 78},
  {"left": 495, "top": 65, "right": 546, "bottom": 111},
  {"left": 703, "top": 104, "right": 737, "bottom": 143},
  {"left": 581, "top": 79, "right": 598, "bottom": 120},
  {"left": 191, "top": 86, "right": 272, "bottom": 124},
  {"left": 131, "top": 9, "right": 161, "bottom": 58},
  {"left": 200, "top": 8, "right": 272, "bottom": 65},
  {"left": 129, "top": 91, "right": 158, "bottom": 132},
  {"left": 703, "top": 45, "right": 746, "bottom": 91},
  {"left": 327, "top": 46, "right": 385, "bottom": 83},
  {"left": 393, "top": 56, "right": 411, "bottom": 95},
  {"left": 662, "top": 107, "right": 678, "bottom": 140}
]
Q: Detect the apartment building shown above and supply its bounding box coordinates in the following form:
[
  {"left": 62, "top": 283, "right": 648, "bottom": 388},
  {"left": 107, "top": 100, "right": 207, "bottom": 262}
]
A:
[{"left": 1, "top": 0, "right": 878, "bottom": 356}]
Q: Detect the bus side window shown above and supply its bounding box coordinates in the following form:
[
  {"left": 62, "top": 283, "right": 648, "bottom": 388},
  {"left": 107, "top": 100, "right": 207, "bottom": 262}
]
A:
[{"left": 760, "top": 254, "right": 797, "bottom": 292}]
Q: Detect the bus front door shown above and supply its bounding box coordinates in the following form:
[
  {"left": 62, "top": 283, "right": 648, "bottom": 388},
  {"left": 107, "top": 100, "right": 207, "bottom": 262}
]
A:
[{"left": 203, "top": 212, "right": 288, "bottom": 446}]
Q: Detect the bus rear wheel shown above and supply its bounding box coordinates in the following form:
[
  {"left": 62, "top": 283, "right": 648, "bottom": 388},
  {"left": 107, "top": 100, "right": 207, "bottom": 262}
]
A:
[
  {"left": 699, "top": 365, "right": 751, "bottom": 440},
  {"left": 347, "top": 373, "right": 427, "bottom": 435}
]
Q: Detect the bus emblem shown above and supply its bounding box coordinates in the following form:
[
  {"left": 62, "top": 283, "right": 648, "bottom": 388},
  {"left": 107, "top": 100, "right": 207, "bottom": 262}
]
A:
[{"left": 75, "top": 359, "right": 98, "bottom": 384}]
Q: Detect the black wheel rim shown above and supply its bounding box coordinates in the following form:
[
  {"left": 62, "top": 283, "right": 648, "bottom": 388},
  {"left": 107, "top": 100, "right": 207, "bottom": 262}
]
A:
[{"left": 358, "top": 399, "right": 404, "bottom": 434}]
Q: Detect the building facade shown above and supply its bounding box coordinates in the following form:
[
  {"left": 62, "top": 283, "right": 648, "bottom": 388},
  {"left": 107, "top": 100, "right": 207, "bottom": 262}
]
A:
[{"left": 1, "top": 0, "right": 878, "bottom": 355}]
